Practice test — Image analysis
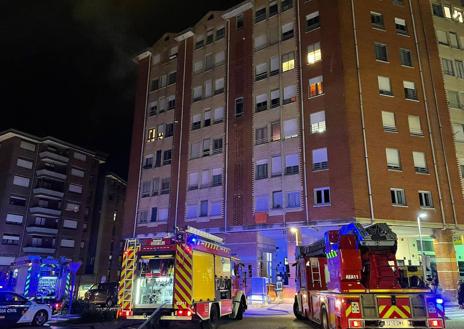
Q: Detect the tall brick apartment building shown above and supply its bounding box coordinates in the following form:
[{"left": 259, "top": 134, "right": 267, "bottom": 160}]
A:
[
  {"left": 123, "top": 0, "right": 464, "bottom": 296},
  {"left": 0, "top": 130, "right": 105, "bottom": 274}
]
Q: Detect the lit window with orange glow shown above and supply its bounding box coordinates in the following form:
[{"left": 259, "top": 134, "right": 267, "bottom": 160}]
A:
[
  {"left": 308, "top": 76, "right": 323, "bottom": 97},
  {"left": 147, "top": 128, "right": 156, "bottom": 142},
  {"left": 307, "top": 42, "right": 321, "bottom": 65}
]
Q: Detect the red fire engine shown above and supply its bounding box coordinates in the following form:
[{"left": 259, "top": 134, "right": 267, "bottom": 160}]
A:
[{"left": 293, "top": 223, "right": 445, "bottom": 329}]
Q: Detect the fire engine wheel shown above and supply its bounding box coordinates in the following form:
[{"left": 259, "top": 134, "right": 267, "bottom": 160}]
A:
[
  {"left": 293, "top": 297, "right": 304, "bottom": 320},
  {"left": 201, "top": 304, "right": 219, "bottom": 329},
  {"left": 32, "top": 310, "right": 48, "bottom": 326},
  {"left": 320, "top": 307, "right": 329, "bottom": 329}
]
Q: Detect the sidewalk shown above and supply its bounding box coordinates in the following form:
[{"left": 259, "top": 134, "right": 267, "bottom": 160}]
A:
[{"left": 246, "top": 299, "right": 293, "bottom": 317}]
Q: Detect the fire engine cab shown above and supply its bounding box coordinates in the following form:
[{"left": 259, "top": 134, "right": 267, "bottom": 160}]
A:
[
  {"left": 293, "top": 223, "right": 445, "bottom": 329},
  {"left": 117, "top": 227, "right": 247, "bottom": 329}
]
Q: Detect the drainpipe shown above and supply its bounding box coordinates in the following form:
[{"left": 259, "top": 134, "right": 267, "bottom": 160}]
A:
[
  {"left": 408, "top": 0, "right": 448, "bottom": 227},
  {"left": 224, "top": 19, "right": 231, "bottom": 233},
  {"left": 350, "top": 0, "right": 375, "bottom": 224}
]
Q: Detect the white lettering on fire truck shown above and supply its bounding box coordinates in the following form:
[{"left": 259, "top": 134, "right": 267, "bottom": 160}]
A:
[{"left": 345, "top": 274, "right": 359, "bottom": 279}]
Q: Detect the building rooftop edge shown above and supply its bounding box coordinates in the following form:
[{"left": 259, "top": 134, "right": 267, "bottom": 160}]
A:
[{"left": 105, "top": 172, "right": 127, "bottom": 185}]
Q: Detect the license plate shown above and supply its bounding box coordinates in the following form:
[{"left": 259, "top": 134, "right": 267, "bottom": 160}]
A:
[{"left": 383, "top": 319, "right": 410, "bottom": 328}]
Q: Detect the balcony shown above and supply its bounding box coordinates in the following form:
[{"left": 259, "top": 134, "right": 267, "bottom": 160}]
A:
[
  {"left": 30, "top": 206, "right": 62, "bottom": 217},
  {"left": 23, "top": 246, "right": 56, "bottom": 254},
  {"left": 26, "top": 221, "right": 58, "bottom": 235},
  {"left": 33, "top": 187, "right": 64, "bottom": 199},
  {"left": 36, "top": 168, "right": 67, "bottom": 180},
  {"left": 39, "top": 151, "right": 69, "bottom": 163}
]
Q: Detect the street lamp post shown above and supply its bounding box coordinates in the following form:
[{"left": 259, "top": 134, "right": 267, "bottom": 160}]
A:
[
  {"left": 290, "top": 227, "right": 299, "bottom": 246},
  {"left": 417, "top": 213, "right": 428, "bottom": 284}
]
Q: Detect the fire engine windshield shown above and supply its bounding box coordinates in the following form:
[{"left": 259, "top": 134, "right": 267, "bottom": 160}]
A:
[{"left": 134, "top": 255, "right": 175, "bottom": 308}]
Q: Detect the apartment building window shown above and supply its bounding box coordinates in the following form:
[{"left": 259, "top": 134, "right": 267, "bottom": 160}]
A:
[
  {"left": 206, "top": 30, "right": 214, "bottom": 44},
  {"left": 71, "top": 168, "right": 85, "bottom": 178},
  {"left": 2, "top": 234, "right": 20, "bottom": 245},
  {"left": 306, "top": 11, "right": 320, "bottom": 31},
  {"left": 448, "top": 90, "right": 461, "bottom": 108},
  {"left": 256, "top": 63, "right": 268, "bottom": 81},
  {"left": 168, "top": 71, "right": 176, "bottom": 85},
  {"left": 152, "top": 178, "right": 159, "bottom": 195},
  {"left": 395, "top": 18, "right": 407, "bottom": 34},
  {"left": 269, "top": 1, "right": 278, "bottom": 16},
  {"left": 189, "top": 173, "right": 199, "bottom": 190},
  {"left": 256, "top": 127, "right": 268, "bottom": 145},
  {"left": 168, "top": 47, "right": 178, "bottom": 60},
  {"left": 310, "top": 111, "right": 326, "bottom": 134},
  {"left": 195, "top": 36, "right": 205, "bottom": 49},
  {"left": 271, "top": 89, "right": 280, "bottom": 108},
  {"left": 13, "top": 176, "right": 30, "bottom": 187},
  {"left": 375, "top": 43, "right": 388, "bottom": 62},
  {"left": 201, "top": 170, "right": 209, "bottom": 188},
  {"left": 271, "top": 121, "right": 281, "bottom": 141},
  {"left": 256, "top": 160, "right": 268, "bottom": 180},
  {"left": 194, "top": 60, "right": 203, "bottom": 73},
  {"left": 408, "top": 115, "right": 423, "bottom": 136},
  {"left": 386, "top": 148, "right": 401, "bottom": 170},
  {"left": 200, "top": 201, "right": 208, "bottom": 217},
  {"left": 400, "top": 48, "right": 412, "bottom": 67},
  {"left": 283, "top": 85, "right": 297, "bottom": 104},
  {"left": 270, "top": 56, "right": 279, "bottom": 75},
  {"left": 272, "top": 191, "right": 283, "bottom": 209},
  {"left": 456, "top": 60, "right": 464, "bottom": 79},
  {"left": 158, "top": 97, "right": 167, "bottom": 113},
  {"left": 17, "top": 158, "right": 33, "bottom": 169},
  {"left": 214, "top": 107, "right": 224, "bottom": 123},
  {"left": 281, "top": 0, "right": 293, "bottom": 11},
  {"left": 314, "top": 188, "right": 330, "bottom": 206},
  {"left": 212, "top": 169, "right": 223, "bottom": 186},
  {"left": 159, "top": 209, "right": 168, "bottom": 222},
  {"left": 255, "top": 34, "right": 267, "bottom": 50},
  {"left": 236, "top": 13, "right": 244, "bottom": 30},
  {"left": 150, "top": 78, "right": 159, "bottom": 91},
  {"left": 282, "top": 52, "right": 295, "bottom": 72},
  {"left": 192, "top": 114, "right": 201, "bottom": 130},
  {"left": 432, "top": 3, "right": 444, "bottom": 17},
  {"left": 256, "top": 195, "right": 269, "bottom": 212},
  {"left": 213, "top": 138, "right": 223, "bottom": 154},
  {"left": 287, "top": 192, "right": 301, "bottom": 208},
  {"left": 282, "top": 22, "right": 294, "bottom": 41},
  {"left": 312, "top": 148, "right": 328, "bottom": 170},
  {"left": 203, "top": 139, "right": 211, "bottom": 156},
  {"left": 150, "top": 207, "right": 157, "bottom": 222},
  {"left": 9, "top": 196, "right": 26, "bottom": 207},
  {"left": 215, "top": 51, "right": 225, "bottom": 66},
  {"left": 235, "top": 97, "right": 244, "bottom": 117},
  {"left": 6, "top": 214, "right": 23, "bottom": 224},
  {"left": 436, "top": 30, "right": 448, "bottom": 45},
  {"left": 157, "top": 124, "right": 165, "bottom": 139},
  {"left": 20, "top": 141, "right": 36, "bottom": 151},
  {"left": 442, "top": 58, "right": 455, "bottom": 76},
  {"left": 309, "top": 76, "right": 324, "bottom": 97},
  {"left": 272, "top": 156, "right": 282, "bottom": 176},
  {"left": 285, "top": 154, "right": 299, "bottom": 175},
  {"left": 204, "top": 79, "right": 213, "bottom": 97},
  {"left": 382, "top": 111, "right": 397, "bottom": 132},
  {"left": 454, "top": 7, "right": 464, "bottom": 22},
  {"left": 187, "top": 205, "right": 197, "bottom": 219},
  {"left": 163, "top": 150, "right": 172, "bottom": 165},
  {"left": 167, "top": 95, "right": 176, "bottom": 110},
  {"left": 449, "top": 32, "right": 459, "bottom": 48},
  {"left": 413, "top": 152, "right": 427, "bottom": 173},
  {"left": 155, "top": 150, "right": 162, "bottom": 167},
  {"left": 391, "top": 188, "right": 406, "bottom": 206},
  {"left": 214, "top": 77, "right": 224, "bottom": 94},
  {"left": 193, "top": 86, "right": 202, "bottom": 101},
  {"left": 404, "top": 81, "right": 417, "bottom": 100},
  {"left": 453, "top": 124, "right": 464, "bottom": 142},
  {"left": 69, "top": 184, "right": 83, "bottom": 194},
  {"left": 378, "top": 76, "right": 392, "bottom": 96},
  {"left": 191, "top": 142, "right": 201, "bottom": 159},
  {"left": 205, "top": 54, "right": 214, "bottom": 71},
  {"left": 148, "top": 101, "right": 157, "bottom": 116},
  {"left": 283, "top": 119, "right": 298, "bottom": 139},
  {"left": 419, "top": 191, "right": 433, "bottom": 208},
  {"left": 161, "top": 178, "right": 170, "bottom": 195},
  {"left": 256, "top": 94, "right": 268, "bottom": 112},
  {"left": 141, "top": 181, "right": 151, "bottom": 198},
  {"left": 204, "top": 110, "right": 211, "bottom": 127},
  {"left": 307, "top": 42, "right": 321, "bottom": 64},
  {"left": 255, "top": 7, "right": 267, "bottom": 23},
  {"left": 165, "top": 123, "right": 174, "bottom": 137},
  {"left": 371, "top": 12, "right": 385, "bottom": 29},
  {"left": 216, "top": 27, "right": 225, "bottom": 40}
]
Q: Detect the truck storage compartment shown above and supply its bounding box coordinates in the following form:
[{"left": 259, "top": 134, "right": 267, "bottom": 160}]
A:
[{"left": 192, "top": 250, "right": 215, "bottom": 302}]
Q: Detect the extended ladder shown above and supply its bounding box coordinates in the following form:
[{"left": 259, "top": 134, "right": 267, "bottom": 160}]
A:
[
  {"left": 118, "top": 239, "right": 140, "bottom": 312},
  {"left": 310, "top": 258, "right": 322, "bottom": 288}
]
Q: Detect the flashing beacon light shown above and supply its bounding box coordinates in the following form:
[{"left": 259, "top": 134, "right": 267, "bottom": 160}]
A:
[{"left": 436, "top": 298, "right": 444, "bottom": 305}]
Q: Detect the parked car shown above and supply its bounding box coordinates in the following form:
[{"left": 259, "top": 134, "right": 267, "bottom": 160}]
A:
[
  {"left": 0, "top": 291, "right": 51, "bottom": 327},
  {"left": 84, "top": 282, "right": 118, "bottom": 307}
]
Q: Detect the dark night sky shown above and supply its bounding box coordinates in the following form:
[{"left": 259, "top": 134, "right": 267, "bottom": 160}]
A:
[{"left": 0, "top": 0, "right": 241, "bottom": 179}]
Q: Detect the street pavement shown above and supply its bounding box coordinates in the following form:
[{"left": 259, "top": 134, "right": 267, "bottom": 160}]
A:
[{"left": 23, "top": 302, "right": 464, "bottom": 329}]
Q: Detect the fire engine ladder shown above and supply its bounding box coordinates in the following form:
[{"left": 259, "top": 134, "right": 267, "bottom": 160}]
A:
[
  {"left": 310, "top": 258, "right": 322, "bottom": 288},
  {"left": 119, "top": 239, "right": 140, "bottom": 311}
]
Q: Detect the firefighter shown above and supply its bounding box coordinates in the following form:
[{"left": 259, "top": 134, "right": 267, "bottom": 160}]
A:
[{"left": 458, "top": 279, "right": 464, "bottom": 308}]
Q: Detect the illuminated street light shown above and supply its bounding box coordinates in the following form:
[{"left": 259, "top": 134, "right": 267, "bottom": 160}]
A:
[{"left": 290, "top": 227, "right": 299, "bottom": 246}]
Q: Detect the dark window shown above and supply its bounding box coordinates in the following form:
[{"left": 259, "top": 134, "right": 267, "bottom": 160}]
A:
[
  {"left": 400, "top": 49, "right": 412, "bottom": 66},
  {"left": 269, "top": 3, "right": 278, "bottom": 16},
  {"left": 281, "top": 0, "right": 293, "bottom": 12},
  {"left": 315, "top": 188, "right": 330, "bottom": 205},
  {"left": 143, "top": 157, "right": 153, "bottom": 169},
  {"left": 163, "top": 150, "right": 172, "bottom": 165},
  {"left": 255, "top": 127, "right": 268, "bottom": 145},
  {"left": 213, "top": 139, "right": 223, "bottom": 154},
  {"left": 212, "top": 173, "right": 222, "bottom": 186},
  {"left": 195, "top": 39, "right": 204, "bottom": 49},
  {"left": 216, "top": 28, "right": 225, "bottom": 40},
  {"left": 168, "top": 72, "right": 176, "bottom": 85},
  {"left": 460, "top": 165, "right": 464, "bottom": 178},
  {"left": 161, "top": 178, "right": 170, "bottom": 195},
  {"left": 255, "top": 8, "right": 267, "bottom": 23},
  {"left": 206, "top": 32, "right": 214, "bottom": 44},
  {"left": 150, "top": 79, "right": 159, "bottom": 91},
  {"left": 282, "top": 25, "right": 294, "bottom": 41},
  {"left": 392, "top": 0, "right": 404, "bottom": 5},
  {"left": 272, "top": 191, "right": 283, "bottom": 208},
  {"left": 306, "top": 13, "right": 320, "bottom": 31},
  {"left": 9, "top": 196, "right": 26, "bottom": 207},
  {"left": 165, "top": 123, "right": 174, "bottom": 137},
  {"left": 200, "top": 201, "right": 208, "bottom": 217},
  {"left": 235, "top": 97, "right": 244, "bottom": 117},
  {"left": 395, "top": 18, "right": 408, "bottom": 34},
  {"left": 256, "top": 163, "right": 268, "bottom": 180},
  {"left": 432, "top": 3, "right": 444, "bottom": 17},
  {"left": 371, "top": 12, "right": 385, "bottom": 29},
  {"left": 256, "top": 98, "right": 268, "bottom": 112},
  {"left": 404, "top": 86, "right": 417, "bottom": 100},
  {"left": 148, "top": 103, "right": 157, "bottom": 116},
  {"left": 236, "top": 14, "right": 244, "bottom": 30},
  {"left": 150, "top": 207, "right": 157, "bottom": 222},
  {"left": 2, "top": 235, "right": 19, "bottom": 245},
  {"left": 375, "top": 43, "right": 388, "bottom": 61},
  {"left": 155, "top": 150, "right": 162, "bottom": 168},
  {"left": 168, "top": 97, "right": 176, "bottom": 110}
]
